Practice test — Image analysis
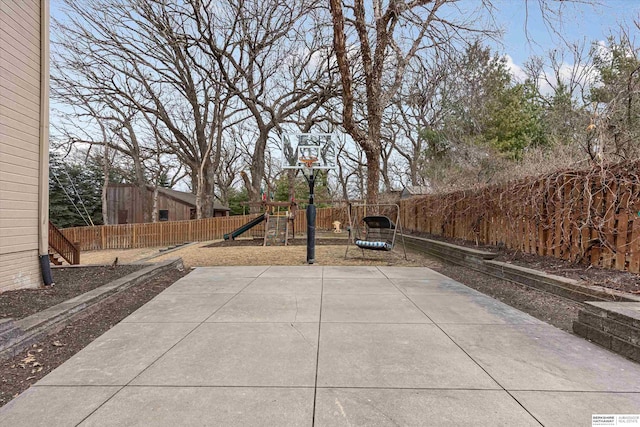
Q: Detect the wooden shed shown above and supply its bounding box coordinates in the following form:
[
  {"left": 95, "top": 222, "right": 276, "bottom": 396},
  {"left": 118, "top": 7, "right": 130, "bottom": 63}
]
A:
[{"left": 106, "top": 184, "right": 230, "bottom": 224}]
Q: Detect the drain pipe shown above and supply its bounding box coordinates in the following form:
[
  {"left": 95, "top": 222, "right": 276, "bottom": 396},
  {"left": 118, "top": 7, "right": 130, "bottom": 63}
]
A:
[{"left": 38, "top": 0, "right": 53, "bottom": 286}]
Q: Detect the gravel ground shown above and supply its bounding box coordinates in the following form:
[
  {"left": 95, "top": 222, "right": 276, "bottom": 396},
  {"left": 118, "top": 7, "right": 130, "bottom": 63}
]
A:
[
  {"left": 0, "top": 267, "right": 187, "bottom": 408},
  {"left": 0, "top": 265, "right": 144, "bottom": 320}
]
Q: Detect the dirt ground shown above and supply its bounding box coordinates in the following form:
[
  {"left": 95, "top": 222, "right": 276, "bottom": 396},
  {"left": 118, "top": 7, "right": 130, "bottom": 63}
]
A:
[
  {"left": 0, "top": 267, "right": 186, "bottom": 408},
  {"left": 154, "top": 239, "right": 442, "bottom": 268},
  {"left": 0, "top": 265, "right": 143, "bottom": 320},
  {"left": 416, "top": 232, "right": 640, "bottom": 295},
  {"left": 433, "top": 263, "right": 583, "bottom": 332},
  {"left": 79, "top": 247, "right": 164, "bottom": 265}
]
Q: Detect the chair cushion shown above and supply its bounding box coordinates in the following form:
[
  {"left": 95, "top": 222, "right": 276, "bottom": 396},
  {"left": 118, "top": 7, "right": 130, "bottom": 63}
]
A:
[{"left": 355, "top": 240, "right": 392, "bottom": 251}]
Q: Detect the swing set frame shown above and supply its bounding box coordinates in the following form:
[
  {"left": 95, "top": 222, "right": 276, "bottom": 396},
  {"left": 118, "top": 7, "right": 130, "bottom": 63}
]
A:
[{"left": 345, "top": 202, "right": 408, "bottom": 260}]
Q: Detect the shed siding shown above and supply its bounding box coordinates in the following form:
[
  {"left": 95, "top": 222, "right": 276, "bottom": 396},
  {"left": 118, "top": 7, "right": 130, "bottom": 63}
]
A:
[
  {"left": 106, "top": 185, "right": 193, "bottom": 224},
  {"left": 0, "top": 0, "right": 42, "bottom": 291}
]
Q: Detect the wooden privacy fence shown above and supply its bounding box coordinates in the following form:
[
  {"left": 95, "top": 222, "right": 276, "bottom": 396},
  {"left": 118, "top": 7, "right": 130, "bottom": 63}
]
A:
[
  {"left": 61, "top": 160, "right": 640, "bottom": 273},
  {"left": 61, "top": 207, "right": 345, "bottom": 251},
  {"left": 399, "top": 160, "right": 640, "bottom": 273}
]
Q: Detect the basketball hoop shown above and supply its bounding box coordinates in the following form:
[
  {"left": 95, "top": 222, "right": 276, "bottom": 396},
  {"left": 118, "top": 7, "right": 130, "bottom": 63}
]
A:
[
  {"left": 279, "top": 133, "right": 337, "bottom": 265},
  {"left": 299, "top": 156, "right": 318, "bottom": 168}
]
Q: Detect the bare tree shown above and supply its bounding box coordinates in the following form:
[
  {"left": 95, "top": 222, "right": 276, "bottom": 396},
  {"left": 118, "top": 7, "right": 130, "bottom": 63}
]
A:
[
  {"left": 187, "top": 0, "right": 338, "bottom": 203},
  {"left": 328, "top": 0, "right": 597, "bottom": 202},
  {"left": 53, "top": 0, "right": 240, "bottom": 218}
]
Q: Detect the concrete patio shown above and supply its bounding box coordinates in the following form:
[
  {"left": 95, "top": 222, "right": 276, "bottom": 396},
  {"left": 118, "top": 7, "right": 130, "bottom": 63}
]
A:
[{"left": 1, "top": 266, "right": 639, "bottom": 426}]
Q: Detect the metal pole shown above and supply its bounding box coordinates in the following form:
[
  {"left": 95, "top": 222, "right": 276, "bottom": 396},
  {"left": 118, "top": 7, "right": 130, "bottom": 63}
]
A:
[{"left": 306, "top": 170, "right": 316, "bottom": 264}]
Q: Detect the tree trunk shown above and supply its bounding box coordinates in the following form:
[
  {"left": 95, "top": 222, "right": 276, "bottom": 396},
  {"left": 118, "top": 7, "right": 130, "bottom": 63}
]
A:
[
  {"left": 101, "top": 150, "right": 109, "bottom": 225},
  {"left": 363, "top": 147, "right": 380, "bottom": 205},
  {"left": 287, "top": 169, "right": 297, "bottom": 202},
  {"left": 152, "top": 186, "right": 159, "bottom": 222},
  {"left": 248, "top": 132, "right": 268, "bottom": 204},
  {"left": 202, "top": 162, "right": 216, "bottom": 217},
  {"left": 133, "top": 156, "right": 150, "bottom": 223},
  {"left": 410, "top": 149, "right": 419, "bottom": 186}
]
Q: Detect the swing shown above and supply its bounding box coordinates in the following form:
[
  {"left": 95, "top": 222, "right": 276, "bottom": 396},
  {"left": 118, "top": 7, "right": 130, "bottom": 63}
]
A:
[
  {"left": 345, "top": 203, "right": 407, "bottom": 259},
  {"left": 355, "top": 216, "right": 396, "bottom": 251}
]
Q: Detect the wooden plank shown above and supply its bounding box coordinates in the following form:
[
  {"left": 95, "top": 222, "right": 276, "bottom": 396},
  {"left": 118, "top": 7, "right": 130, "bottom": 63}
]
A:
[
  {"left": 614, "top": 182, "right": 631, "bottom": 270},
  {"left": 590, "top": 177, "right": 603, "bottom": 267},
  {"left": 628, "top": 184, "right": 640, "bottom": 273},
  {"left": 537, "top": 180, "right": 547, "bottom": 256},
  {"left": 601, "top": 179, "right": 618, "bottom": 269},
  {"left": 524, "top": 180, "right": 533, "bottom": 254},
  {"left": 569, "top": 175, "right": 582, "bottom": 262},
  {"left": 552, "top": 178, "right": 562, "bottom": 258}
]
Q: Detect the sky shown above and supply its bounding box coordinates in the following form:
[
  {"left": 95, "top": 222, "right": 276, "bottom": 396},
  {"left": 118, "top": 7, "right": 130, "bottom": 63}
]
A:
[
  {"left": 50, "top": 0, "right": 639, "bottom": 75},
  {"left": 493, "top": 0, "right": 639, "bottom": 63}
]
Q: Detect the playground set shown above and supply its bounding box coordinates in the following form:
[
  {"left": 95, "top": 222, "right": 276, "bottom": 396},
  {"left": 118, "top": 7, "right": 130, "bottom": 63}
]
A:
[
  {"left": 224, "top": 133, "right": 407, "bottom": 263},
  {"left": 223, "top": 200, "right": 297, "bottom": 246}
]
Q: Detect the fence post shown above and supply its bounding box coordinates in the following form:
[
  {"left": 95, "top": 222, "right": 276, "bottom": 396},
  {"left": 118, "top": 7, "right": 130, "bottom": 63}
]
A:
[{"left": 132, "top": 225, "right": 137, "bottom": 248}]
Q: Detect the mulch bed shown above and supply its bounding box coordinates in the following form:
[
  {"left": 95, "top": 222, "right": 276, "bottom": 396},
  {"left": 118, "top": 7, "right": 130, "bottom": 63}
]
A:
[
  {"left": 412, "top": 232, "right": 640, "bottom": 295},
  {"left": 0, "top": 267, "right": 187, "bottom": 408},
  {"left": 0, "top": 265, "right": 144, "bottom": 320},
  {"left": 433, "top": 263, "right": 583, "bottom": 332}
]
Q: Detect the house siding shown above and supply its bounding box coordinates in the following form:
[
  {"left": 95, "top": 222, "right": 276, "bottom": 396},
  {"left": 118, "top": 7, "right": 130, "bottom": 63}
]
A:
[{"left": 0, "top": 0, "right": 43, "bottom": 291}]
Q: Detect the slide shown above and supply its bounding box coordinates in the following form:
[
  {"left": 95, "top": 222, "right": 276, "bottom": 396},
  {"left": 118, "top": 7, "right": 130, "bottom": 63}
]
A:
[{"left": 224, "top": 213, "right": 266, "bottom": 240}]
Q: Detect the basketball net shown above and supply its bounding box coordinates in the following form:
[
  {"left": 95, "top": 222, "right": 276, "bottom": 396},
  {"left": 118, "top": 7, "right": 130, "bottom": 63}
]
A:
[
  {"left": 299, "top": 156, "right": 318, "bottom": 168},
  {"left": 298, "top": 156, "right": 317, "bottom": 180}
]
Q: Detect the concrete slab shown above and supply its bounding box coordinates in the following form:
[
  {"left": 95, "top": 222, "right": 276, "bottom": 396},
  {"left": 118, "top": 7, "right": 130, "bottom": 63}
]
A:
[
  {"left": 189, "top": 266, "right": 269, "bottom": 277},
  {"left": 122, "top": 293, "right": 234, "bottom": 323},
  {"left": 207, "top": 294, "right": 320, "bottom": 322},
  {"left": 390, "top": 278, "right": 479, "bottom": 296},
  {"left": 410, "top": 294, "right": 543, "bottom": 325},
  {"left": 162, "top": 276, "right": 255, "bottom": 294},
  {"left": 262, "top": 265, "right": 324, "bottom": 278},
  {"left": 80, "top": 387, "right": 314, "bottom": 427},
  {"left": 0, "top": 386, "right": 119, "bottom": 427},
  {"left": 443, "top": 324, "right": 640, "bottom": 391},
  {"left": 322, "top": 278, "right": 402, "bottom": 295},
  {"left": 316, "top": 323, "right": 499, "bottom": 389},
  {"left": 512, "top": 391, "right": 640, "bottom": 427},
  {"left": 378, "top": 266, "right": 449, "bottom": 280},
  {"left": 322, "top": 294, "right": 429, "bottom": 323},
  {"left": 132, "top": 322, "right": 318, "bottom": 387},
  {"left": 241, "top": 277, "right": 322, "bottom": 295},
  {"left": 38, "top": 322, "right": 197, "bottom": 386},
  {"left": 314, "top": 388, "right": 539, "bottom": 427},
  {"left": 6, "top": 265, "right": 640, "bottom": 425},
  {"left": 322, "top": 266, "right": 386, "bottom": 279}
]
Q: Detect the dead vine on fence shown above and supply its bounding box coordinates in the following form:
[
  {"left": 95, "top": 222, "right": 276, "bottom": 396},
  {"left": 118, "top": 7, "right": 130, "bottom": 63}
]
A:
[{"left": 400, "top": 160, "right": 640, "bottom": 273}]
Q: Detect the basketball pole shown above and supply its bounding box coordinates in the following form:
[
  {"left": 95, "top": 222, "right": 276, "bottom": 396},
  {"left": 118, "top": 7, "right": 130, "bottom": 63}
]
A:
[{"left": 305, "top": 168, "right": 316, "bottom": 264}]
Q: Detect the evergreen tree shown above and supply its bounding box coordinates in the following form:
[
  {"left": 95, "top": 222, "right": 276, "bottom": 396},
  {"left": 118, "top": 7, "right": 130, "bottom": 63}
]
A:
[
  {"left": 227, "top": 187, "right": 249, "bottom": 216},
  {"left": 590, "top": 35, "right": 640, "bottom": 158},
  {"left": 49, "top": 154, "right": 125, "bottom": 228}
]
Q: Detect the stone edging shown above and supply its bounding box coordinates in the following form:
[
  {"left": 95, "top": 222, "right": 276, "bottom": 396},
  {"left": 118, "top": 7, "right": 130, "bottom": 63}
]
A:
[
  {"left": 139, "top": 241, "right": 199, "bottom": 263},
  {"left": 573, "top": 302, "right": 640, "bottom": 363},
  {"left": 0, "top": 258, "right": 183, "bottom": 360}
]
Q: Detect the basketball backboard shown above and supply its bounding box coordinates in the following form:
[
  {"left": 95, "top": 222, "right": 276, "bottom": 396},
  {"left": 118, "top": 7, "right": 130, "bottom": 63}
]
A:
[{"left": 281, "top": 133, "right": 337, "bottom": 170}]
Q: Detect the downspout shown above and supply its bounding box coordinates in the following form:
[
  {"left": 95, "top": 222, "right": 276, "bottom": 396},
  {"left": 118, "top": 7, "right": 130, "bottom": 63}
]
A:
[{"left": 38, "top": 0, "right": 53, "bottom": 286}]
